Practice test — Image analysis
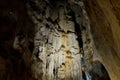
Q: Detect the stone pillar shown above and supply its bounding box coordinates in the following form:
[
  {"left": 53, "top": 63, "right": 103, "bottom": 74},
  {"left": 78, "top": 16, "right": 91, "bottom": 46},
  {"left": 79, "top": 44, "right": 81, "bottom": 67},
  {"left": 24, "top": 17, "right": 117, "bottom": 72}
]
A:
[{"left": 26, "top": 0, "right": 93, "bottom": 80}]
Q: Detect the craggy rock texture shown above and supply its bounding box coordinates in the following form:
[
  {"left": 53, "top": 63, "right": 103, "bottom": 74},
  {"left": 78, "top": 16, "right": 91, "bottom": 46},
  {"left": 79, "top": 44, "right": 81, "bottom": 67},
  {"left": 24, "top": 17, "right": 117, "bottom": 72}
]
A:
[
  {"left": 83, "top": 0, "right": 120, "bottom": 80},
  {"left": 27, "top": 0, "right": 95, "bottom": 80},
  {"left": 0, "top": 0, "right": 117, "bottom": 80}
]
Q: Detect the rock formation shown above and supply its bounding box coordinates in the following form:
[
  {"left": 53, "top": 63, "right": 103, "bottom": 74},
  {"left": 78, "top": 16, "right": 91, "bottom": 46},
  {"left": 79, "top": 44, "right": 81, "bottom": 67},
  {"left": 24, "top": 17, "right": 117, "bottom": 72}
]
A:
[
  {"left": 26, "top": 0, "right": 95, "bottom": 80},
  {"left": 0, "top": 0, "right": 119, "bottom": 80}
]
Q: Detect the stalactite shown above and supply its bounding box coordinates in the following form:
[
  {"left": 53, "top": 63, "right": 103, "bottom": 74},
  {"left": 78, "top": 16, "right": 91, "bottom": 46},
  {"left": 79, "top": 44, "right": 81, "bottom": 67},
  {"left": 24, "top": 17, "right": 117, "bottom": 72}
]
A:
[{"left": 26, "top": 0, "right": 94, "bottom": 80}]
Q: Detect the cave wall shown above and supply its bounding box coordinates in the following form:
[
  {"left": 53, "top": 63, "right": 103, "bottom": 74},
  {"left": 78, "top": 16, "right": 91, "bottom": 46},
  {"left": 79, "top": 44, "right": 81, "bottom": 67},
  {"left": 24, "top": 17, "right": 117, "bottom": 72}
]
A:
[
  {"left": 26, "top": 0, "right": 95, "bottom": 80},
  {"left": 0, "top": 0, "right": 119, "bottom": 80},
  {"left": 0, "top": 0, "right": 35, "bottom": 79},
  {"left": 83, "top": 0, "right": 120, "bottom": 80}
]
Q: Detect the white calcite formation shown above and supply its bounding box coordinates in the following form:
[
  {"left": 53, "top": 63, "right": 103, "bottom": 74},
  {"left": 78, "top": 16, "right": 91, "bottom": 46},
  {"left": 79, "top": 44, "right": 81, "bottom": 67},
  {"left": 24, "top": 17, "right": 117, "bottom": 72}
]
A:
[{"left": 27, "top": 0, "right": 94, "bottom": 80}]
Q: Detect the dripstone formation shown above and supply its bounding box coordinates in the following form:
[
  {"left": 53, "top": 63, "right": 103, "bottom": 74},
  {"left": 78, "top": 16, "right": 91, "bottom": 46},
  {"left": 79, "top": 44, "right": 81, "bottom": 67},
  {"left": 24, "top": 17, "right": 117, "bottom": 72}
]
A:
[{"left": 27, "top": 0, "right": 94, "bottom": 80}]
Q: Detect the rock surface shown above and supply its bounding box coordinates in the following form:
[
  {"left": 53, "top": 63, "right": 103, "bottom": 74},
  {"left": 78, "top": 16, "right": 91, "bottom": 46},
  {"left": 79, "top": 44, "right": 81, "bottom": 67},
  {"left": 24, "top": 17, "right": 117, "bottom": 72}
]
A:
[
  {"left": 27, "top": 0, "right": 95, "bottom": 80},
  {"left": 83, "top": 0, "right": 120, "bottom": 80},
  {"left": 0, "top": 0, "right": 118, "bottom": 80}
]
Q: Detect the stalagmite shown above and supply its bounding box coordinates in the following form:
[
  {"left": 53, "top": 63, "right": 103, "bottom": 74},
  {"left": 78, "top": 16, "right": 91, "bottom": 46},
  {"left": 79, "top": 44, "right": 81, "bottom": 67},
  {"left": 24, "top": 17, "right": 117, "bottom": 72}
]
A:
[{"left": 26, "top": 0, "right": 94, "bottom": 80}]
